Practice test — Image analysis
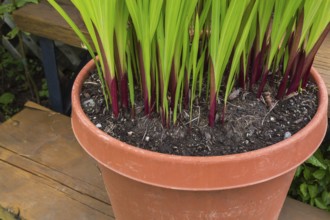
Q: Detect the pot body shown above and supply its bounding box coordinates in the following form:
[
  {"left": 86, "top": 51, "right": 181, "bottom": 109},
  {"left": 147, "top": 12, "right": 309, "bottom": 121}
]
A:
[
  {"left": 99, "top": 164, "right": 295, "bottom": 219},
  {"left": 72, "top": 59, "right": 328, "bottom": 220}
]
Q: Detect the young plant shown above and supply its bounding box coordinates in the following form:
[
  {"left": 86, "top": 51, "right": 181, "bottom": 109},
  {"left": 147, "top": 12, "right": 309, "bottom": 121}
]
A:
[
  {"left": 49, "top": 0, "right": 120, "bottom": 116},
  {"left": 248, "top": 0, "right": 274, "bottom": 90},
  {"left": 114, "top": 1, "right": 130, "bottom": 110},
  {"left": 224, "top": 0, "right": 259, "bottom": 111},
  {"left": 208, "top": 0, "right": 250, "bottom": 126},
  {"left": 155, "top": 0, "right": 199, "bottom": 125},
  {"left": 271, "top": 0, "right": 330, "bottom": 98},
  {"left": 125, "top": 0, "right": 163, "bottom": 115},
  {"left": 49, "top": 0, "right": 330, "bottom": 128}
]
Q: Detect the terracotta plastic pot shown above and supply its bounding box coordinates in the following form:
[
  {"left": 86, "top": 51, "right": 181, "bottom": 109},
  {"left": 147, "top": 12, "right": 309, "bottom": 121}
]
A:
[{"left": 71, "top": 59, "right": 328, "bottom": 220}]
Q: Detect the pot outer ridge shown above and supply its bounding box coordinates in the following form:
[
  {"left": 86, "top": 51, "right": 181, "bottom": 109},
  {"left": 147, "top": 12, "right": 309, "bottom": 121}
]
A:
[{"left": 71, "top": 59, "right": 328, "bottom": 191}]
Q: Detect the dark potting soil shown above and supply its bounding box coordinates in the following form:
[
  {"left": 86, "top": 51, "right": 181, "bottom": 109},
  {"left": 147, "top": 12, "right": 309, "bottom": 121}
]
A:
[{"left": 80, "top": 72, "right": 318, "bottom": 156}]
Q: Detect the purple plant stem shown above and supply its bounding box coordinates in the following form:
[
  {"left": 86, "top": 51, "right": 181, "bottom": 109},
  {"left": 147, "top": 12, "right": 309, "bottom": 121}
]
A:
[
  {"left": 120, "top": 74, "right": 129, "bottom": 109},
  {"left": 169, "top": 60, "right": 177, "bottom": 109},
  {"left": 256, "top": 69, "right": 269, "bottom": 98},
  {"left": 238, "top": 54, "right": 246, "bottom": 90},
  {"left": 246, "top": 47, "right": 254, "bottom": 85},
  {"left": 289, "top": 51, "right": 300, "bottom": 83},
  {"left": 276, "top": 11, "right": 304, "bottom": 99},
  {"left": 103, "top": 73, "right": 119, "bottom": 118},
  {"left": 208, "top": 62, "right": 216, "bottom": 127},
  {"left": 286, "top": 51, "right": 306, "bottom": 95},
  {"left": 138, "top": 43, "right": 150, "bottom": 115},
  {"left": 301, "top": 23, "right": 330, "bottom": 88},
  {"left": 95, "top": 27, "right": 119, "bottom": 118},
  {"left": 109, "top": 79, "right": 119, "bottom": 117},
  {"left": 301, "top": 59, "right": 314, "bottom": 89},
  {"left": 255, "top": 35, "right": 268, "bottom": 84},
  {"left": 221, "top": 105, "right": 226, "bottom": 125},
  {"left": 183, "top": 69, "right": 189, "bottom": 109},
  {"left": 150, "top": 68, "right": 156, "bottom": 113},
  {"left": 250, "top": 51, "right": 260, "bottom": 89},
  {"left": 156, "top": 44, "right": 167, "bottom": 125},
  {"left": 250, "top": 20, "right": 270, "bottom": 90},
  {"left": 114, "top": 37, "right": 129, "bottom": 109}
]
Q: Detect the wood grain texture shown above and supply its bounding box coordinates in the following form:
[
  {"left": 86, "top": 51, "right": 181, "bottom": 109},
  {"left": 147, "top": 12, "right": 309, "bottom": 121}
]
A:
[
  {"left": 0, "top": 160, "right": 113, "bottom": 220},
  {"left": 314, "top": 33, "right": 330, "bottom": 115},
  {"left": 0, "top": 106, "right": 114, "bottom": 219},
  {"left": 12, "top": 0, "right": 92, "bottom": 48},
  {"left": 279, "top": 197, "right": 330, "bottom": 220}
]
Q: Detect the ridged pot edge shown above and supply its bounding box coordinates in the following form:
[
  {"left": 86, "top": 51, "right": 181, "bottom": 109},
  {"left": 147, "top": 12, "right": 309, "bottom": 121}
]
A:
[{"left": 71, "top": 59, "right": 328, "bottom": 190}]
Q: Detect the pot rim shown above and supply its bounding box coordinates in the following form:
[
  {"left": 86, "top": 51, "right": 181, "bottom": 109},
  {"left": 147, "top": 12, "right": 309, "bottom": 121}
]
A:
[{"left": 72, "top": 59, "right": 328, "bottom": 190}]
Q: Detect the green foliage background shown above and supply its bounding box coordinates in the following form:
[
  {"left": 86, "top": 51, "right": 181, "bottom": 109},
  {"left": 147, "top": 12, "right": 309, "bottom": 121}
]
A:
[
  {"left": 289, "top": 140, "right": 330, "bottom": 211},
  {"left": 0, "top": 46, "right": 46, "bottom": 121}
]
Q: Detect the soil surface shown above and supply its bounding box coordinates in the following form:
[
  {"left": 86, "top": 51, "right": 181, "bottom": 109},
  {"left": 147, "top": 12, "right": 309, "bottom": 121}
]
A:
[{"left": 80, "top": 72, "right": 318, "bottom": 156}]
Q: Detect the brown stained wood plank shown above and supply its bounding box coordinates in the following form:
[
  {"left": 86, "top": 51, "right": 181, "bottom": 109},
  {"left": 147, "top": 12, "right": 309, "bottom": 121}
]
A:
[
  {"left": 314, "top": 33, "right": 330, "bottom": 116},
  {"left": 0, "top": 107, "right": 105, "bottom": 192},
  {"left": 279, "top": 197, "right": 330, "bottom": 220},
  {"left": 0, "top": 160, "right": 114, "bottom": 220},
  {"left": 12, "top": 0, "right": 92, "bottom": 48},
  {"left": 0, "top": 107, "right": 112, "bottom": 203},
  {"left": 0, "top": 145, "right": 112, "bottom": 217}
]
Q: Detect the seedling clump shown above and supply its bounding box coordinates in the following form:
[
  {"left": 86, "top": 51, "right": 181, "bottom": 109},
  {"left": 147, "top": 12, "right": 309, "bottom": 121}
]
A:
[{"left": 50, "top": 0, "right": 329, "bottom": 155}]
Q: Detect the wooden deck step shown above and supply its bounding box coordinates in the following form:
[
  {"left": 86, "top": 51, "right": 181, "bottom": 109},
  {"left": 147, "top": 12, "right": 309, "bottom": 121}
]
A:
[
  {"left": 315, "top": 33, "right": 330, "bottom": 115},
  {"left": 0, "top": 102, "right": 113, "bottom": 219},
  {"left": 12, "top": 0, "right": 92, "bottom": 48},
  {"left": 0, "top": 102, "right": 329, "bottom": 219}
]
